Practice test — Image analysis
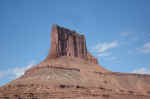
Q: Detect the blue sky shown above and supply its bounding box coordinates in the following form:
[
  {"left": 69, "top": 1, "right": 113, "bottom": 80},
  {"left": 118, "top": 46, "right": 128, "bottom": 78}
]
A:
[{"left": 0, "top": 0, "right": 150, "bottom": 86}]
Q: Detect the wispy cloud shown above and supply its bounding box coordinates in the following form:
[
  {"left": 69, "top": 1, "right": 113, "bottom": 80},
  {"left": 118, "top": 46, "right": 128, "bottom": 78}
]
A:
[
  {"left": 97, "top": 52, "right": 111, "bottom": 57},
  {"left": 132, "top": 67, "right": 150, "bottom": 74},
  {"left": 91, "top": 41, "right": 120, "bottom": 65},
  {"left": 136, "top": 42, "right": 150, "bottom": 54},
  {"left": 92, "top": 41, "right": 119, "bottom": 53},
  {"left": 0, "top": 72, "right": 5, "bottom": 80},
  {"left": 91, "top": 41, "right": 119, "bottom": 59},
  {"left": 120, "top": 32, "right": 130, "bottom": 37},
  {"left": 144, "top": 42, "right": 150, "bottom": 48},
  {"left": 11, "top": 64, "right": 33, "bottom": 78},
  {"left": 0, "top": 63, "right": 34, "bottom": 82},
  {"left": 91, "top": 41, "right": 119, "bottom": 57}
]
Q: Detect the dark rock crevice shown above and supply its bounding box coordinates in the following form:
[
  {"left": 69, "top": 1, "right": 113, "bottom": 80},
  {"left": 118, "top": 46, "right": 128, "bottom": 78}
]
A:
[{"left": 46, "top": 24, "right": 98, "bottom": 64}]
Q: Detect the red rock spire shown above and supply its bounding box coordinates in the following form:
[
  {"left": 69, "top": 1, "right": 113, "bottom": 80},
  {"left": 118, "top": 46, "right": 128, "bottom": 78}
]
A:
[{"left": 46, "top": 24, "right": 98, "bottom": 64}]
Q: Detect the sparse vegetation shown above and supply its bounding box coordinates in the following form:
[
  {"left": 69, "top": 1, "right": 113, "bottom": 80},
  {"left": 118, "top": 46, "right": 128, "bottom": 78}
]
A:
[
  {"left": 60, "top": 84, "right": 66, "bottom": 88},
  {"left": 99, "top": 87, "right": 104, "bottom": 90},
  {"left": 147, "top": 91, "right": 150, "bottom": 94},
  {"left": 76, "top": 85, "right": 80, "bottom": 88},
  {"left": 102, "top": 94, "right": 109, "bottom": 98},
  {"left": 128, "top": 90, "right": 134, "bottom": 94},
  {"left": 4, "top": 97, "right": 9, "bottom": 99}
]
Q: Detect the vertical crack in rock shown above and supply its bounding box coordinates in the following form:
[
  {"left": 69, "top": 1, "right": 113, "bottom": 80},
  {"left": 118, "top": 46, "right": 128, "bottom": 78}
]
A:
[{"left": 46, "top": 24, "right": 98, "bottom": 64}]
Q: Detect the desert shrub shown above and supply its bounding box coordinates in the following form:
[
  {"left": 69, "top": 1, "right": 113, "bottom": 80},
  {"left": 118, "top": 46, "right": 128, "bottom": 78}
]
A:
[
  {"left": 99, "top": 87, "right": 104, "bottom": 90},
  {"left": 59, "top": 84, "right": 65, "bottom": 88},
  {"left": 147, "top": 91, "right": 150, "bottom": 94},
  {"left": 102, "top": 94, "right": 109, "bottom": 98},
  {"left": 128, "top": 90, "right": 134, "bottom": 94},
  {"left": 76, "top": 85, "right": 80, "bottom": 88},
  {"left": 4, "top": 97, "right": 9, "bottom": 99}
]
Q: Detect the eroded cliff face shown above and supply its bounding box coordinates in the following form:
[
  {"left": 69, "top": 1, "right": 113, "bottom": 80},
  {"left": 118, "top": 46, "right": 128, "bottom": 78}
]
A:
[
  {"left": 46, "top": 24, "right": 98, "bottom": 64},
  {"left": 0, "top": 24, "right": 150, "bottom": 99}
]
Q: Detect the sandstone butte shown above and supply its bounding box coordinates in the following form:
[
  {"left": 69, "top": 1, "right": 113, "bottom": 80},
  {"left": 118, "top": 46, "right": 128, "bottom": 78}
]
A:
[{"left": 0, "top": 24, "right": 150, "bottom": 99}]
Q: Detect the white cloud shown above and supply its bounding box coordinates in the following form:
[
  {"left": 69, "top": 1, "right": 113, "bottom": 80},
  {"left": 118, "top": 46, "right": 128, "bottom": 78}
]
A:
[
  {"left": 120, "top": 32, "right": 133, "bottom": 37},
  {"left": 0, "top": 63, "right": 34, "bottom": 81},
  {"left": 144, "top": 42, "right": 150, "bottom": 48},
  {"left": 110, "top": 57, "right": 117, "bottom": 60},
  {"left": 0, "top": 71, "right": 10, "bottom": 80},
  {"left": 11, "top": 64, "right": 33, "bottom": 78},
  {"left": 137, "top": 42, "right": 150, "bottom": 54},
  {"left": 98, "top": 52, "right": 111, "bottom": 57},
  {"left": 132, "top": 37, "right": 139, "bottom": 42},
  {"left": 128, "top": 50, "right": 134, "bottom": 54},
  {"left": 120, "top": 32, "right": 130, "bottom": 37},
  {"left": 140, "top": 49, "right": 150, "bottom": 54},
  {"left": 132, "top": 67, "right": 150, "bottom": 74},
  {"left": 91, "top": 41, "right": 119, "bottom": 57},
  {"left": 0, "top": 72, "right": 4, "bottom": 80},
  {"left": 92, "top": 41, "right": 119, "bottom": 53}
]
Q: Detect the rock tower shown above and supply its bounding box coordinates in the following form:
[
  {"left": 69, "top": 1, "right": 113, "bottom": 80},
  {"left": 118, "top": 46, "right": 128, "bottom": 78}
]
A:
[
  {"left": 0, "top": 24, "right": 150, "bottom": 99},
  {"left": 46, "top": 24, "right": 98, "bottom": 64}
]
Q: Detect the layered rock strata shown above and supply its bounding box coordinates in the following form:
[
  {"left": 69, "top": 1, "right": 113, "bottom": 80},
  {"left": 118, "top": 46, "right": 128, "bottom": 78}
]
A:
[
  {"left": 0, "top": 24, "right": 150, "bottom": 99},
  {"left": 46, "top": 24, "right": 98, "bottom": 64}
]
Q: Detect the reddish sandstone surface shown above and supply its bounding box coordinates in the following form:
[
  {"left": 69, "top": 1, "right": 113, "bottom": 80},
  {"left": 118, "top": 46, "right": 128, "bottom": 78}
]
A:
[
  {"left": 46, "top": 24, "right": 98, "bottom": 64},
  {"left": 0, "top": 24, "right": 150, "bottom": 99}
]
